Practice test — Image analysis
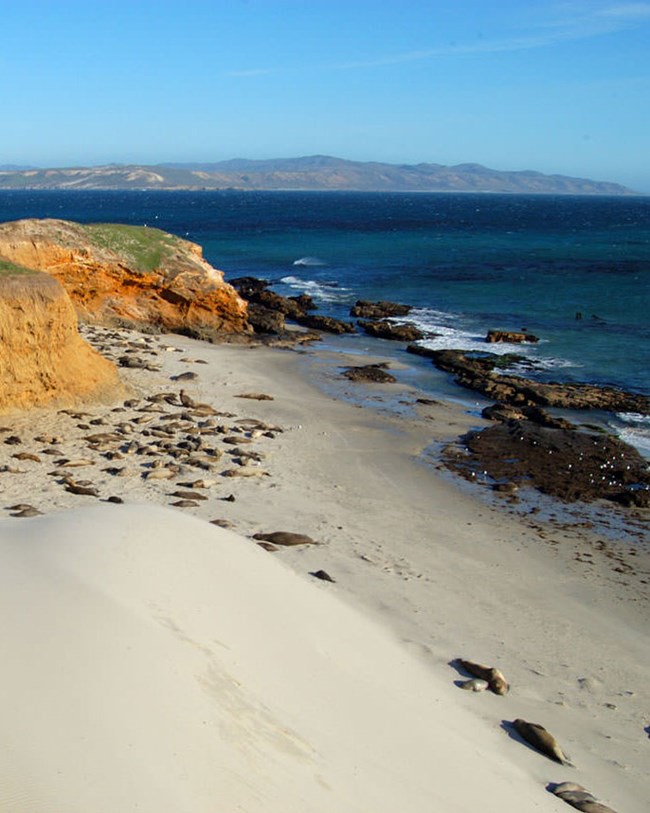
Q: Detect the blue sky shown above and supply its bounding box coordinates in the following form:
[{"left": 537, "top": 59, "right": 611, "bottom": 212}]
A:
[{"left": 1, "top": 0, "right": 649, "bottom": 190}]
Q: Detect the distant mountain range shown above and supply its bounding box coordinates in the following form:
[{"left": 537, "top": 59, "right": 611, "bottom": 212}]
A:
[{"left": 0, "top": 156, "right": 635, "bottom": 195}]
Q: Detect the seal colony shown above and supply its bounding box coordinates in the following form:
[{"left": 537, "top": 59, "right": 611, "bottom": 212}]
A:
[{"left": 0, "top": 323, "right": 648, "bottom": 813}]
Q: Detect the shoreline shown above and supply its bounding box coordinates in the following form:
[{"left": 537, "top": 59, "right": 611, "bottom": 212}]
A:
[{"left": 1, "top": 325, "right": 649, "bottom": 811}]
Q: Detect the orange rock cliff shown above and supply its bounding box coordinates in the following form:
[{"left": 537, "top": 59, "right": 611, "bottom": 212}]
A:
[
  {"left": 0, "top": 218, "right": 251, "bottom": 338},
  {"left": 0, "top": 269, "right": 121, "bottom": 411}
]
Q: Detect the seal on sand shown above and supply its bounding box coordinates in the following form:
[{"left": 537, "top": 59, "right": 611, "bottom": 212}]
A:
[
  {"left": 551, "top": 783, "right": 588, "bottom": 795},
  {"left": 456, "top": 658, "right": 509, "bottom": 695},
  {"left": 571, "top": 803, "right": 617, "bottom": 813},
  {"left": 556, "top": 791, "right": 598, "bottom": 807},
  {"left": 252, "top": 531, "right": 318, "bottom": 547},
  {"left": 458, "top": 678, "right": 489, "bottom": 692},
  {"left": 512, "top": 718, "right": 573, "bottom": 765}
]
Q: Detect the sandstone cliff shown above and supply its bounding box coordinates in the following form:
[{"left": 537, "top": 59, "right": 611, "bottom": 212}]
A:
[
  {"left": 0, "top": 268, "right": 121, "bottom": 411},
  {"left": 0, "top": 219, "right": 250, "bottom": 338}
]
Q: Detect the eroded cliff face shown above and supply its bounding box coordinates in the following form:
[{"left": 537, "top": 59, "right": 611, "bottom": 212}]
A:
[
  {"left": 0, "top": 271, "right": 121, "bottom": 411},
  {"left": 0, "top": 219, "right": 251, "bottom": 338}
]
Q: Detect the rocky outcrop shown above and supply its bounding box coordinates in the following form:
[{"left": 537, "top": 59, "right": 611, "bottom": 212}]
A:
[
  {"left": 0, "top": 219, "right": 251, "bottom": 339},
  {"left": 358, "top": 320, "right": 424, "bottom": 342},
  {"left": 229, "top": 276, "right": 355, "bottom": 336},
  {"left": 419, "top": 348, "right": 650, "bottom": 414},
  {"left": 486, "top": 330, "right": 539, "bottom": 344},
  {"left": 0, "top": 270, "right": 120, "bottom": 411},
  {"left": 350, "top": 300, "right": 412, "bottom": 318},
  {"left": 294, "top": 313, "right": 355, "bottom": 334},
  {"left": 444, "top": 420, "right": 650, "bottom": 506},
  {"left": 481, "top": 403, "right": 573, "bottom": 430},
  {"left": 341, "top": 363, "right": 397, "bottom": 383},
  {"left": 246, "top": 304, "right": 286, "bottom": 334}
]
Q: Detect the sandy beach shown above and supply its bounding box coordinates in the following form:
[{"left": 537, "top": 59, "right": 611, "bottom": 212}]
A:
[{"left": 0, "top": 326, "right": 648, "bottom": 812}]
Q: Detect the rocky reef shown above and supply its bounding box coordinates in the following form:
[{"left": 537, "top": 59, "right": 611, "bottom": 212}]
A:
[
  {"left": 444, "top": 420, "right": 650, "bottom": 507},
  {"left": 408, "top": 347, "right": 650, "bottom": 414},
  {"left": 0, "top": 265, "right": 120, "bottom": 411},
  {"left": 0, "top": 219, "right": 251, "bottom": 339}
]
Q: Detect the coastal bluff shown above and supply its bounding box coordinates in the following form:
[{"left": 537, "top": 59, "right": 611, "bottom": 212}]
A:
[
  {"left": 0, "top": 218, "right": 250, "bottom": 338},
  {"left": 0, "top": 266, "right": 120, "bottom": 411}
]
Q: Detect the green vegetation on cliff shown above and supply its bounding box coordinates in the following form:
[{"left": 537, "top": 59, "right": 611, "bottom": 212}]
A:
[
  {"left": 83, "top": 224, "right": 183, "bottom": 274},
  {"left": 0, "top": 258, "right": 38, "bottom": 276}
]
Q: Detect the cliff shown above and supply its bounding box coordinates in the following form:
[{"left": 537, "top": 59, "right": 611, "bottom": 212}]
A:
[
  {"left": 0, "top": 219, "right": 251, "bottom": 338},
  {"left": 0, "top": 266, "right": 120, "bottom": 411},
  {"left": 0, "top": 156, "right": 636, "bottom": 195}
]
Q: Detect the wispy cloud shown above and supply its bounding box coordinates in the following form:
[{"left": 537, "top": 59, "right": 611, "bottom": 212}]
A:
[
  {"left": 597, "top": 3, "right": 650, "bottom": 18},
  {"left": 334, "top": 3, "right": 650, "bottom": 71}
]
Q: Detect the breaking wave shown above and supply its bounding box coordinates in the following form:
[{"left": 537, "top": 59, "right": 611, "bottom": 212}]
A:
[
  {"left": 292, "top": 256, "right": 327, "bottom": 267},
  {"left": 279, "top": 275, "right": 352, "bottom": 304}
]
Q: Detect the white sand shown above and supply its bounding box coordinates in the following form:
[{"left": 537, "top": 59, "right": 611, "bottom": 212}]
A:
[
  {"left": 0, "top": 327, "right": 648, "bottom": 812},
  {"left": 2, "top": 504, "right": 542, "bottom": 813}
]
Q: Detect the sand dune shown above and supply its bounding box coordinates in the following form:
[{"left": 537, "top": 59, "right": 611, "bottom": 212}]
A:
[{"left": 0, "top": 503, "right": 546, "bottom": 813}]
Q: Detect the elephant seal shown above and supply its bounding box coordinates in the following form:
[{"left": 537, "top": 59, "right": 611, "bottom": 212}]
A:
[
  {"left": 557, "top": 791, "right": 598, "bottom": 807},
  {"left": 459, "top": 678, "right": 489, "bottom": 692},
  {"left": 572, "top": 803, "right": 617, "bottom": 813},
  {"left": 457, "top": 658, "right": 509, "bottom": 695},
  {"left": 552, "top": 783, "right": 588, "bottom": 795},
  {"left": 513, "top": 718, "right": 573, "bottom": 765},
  {"left": 253, "top": 531, "right": 318, "bottom": 547}
]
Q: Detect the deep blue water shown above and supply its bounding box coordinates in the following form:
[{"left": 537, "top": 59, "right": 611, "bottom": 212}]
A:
[{"left": 1, "top": 190, "right": 648, "bottom": 449}]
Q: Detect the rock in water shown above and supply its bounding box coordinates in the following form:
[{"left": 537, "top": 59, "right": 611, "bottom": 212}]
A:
[
  {"left": 486, "top": 330, "right": 539, "bottom": 344},
  {"left": 341, "top": 363, "right": 397, "bottom": 384}
]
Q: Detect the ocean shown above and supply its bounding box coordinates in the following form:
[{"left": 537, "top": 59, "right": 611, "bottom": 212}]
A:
[{"left": 1, "top": 189, "right": 648, "bottom": 452}]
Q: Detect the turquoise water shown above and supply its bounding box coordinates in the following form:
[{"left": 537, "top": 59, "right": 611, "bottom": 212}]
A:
[{"left": 1, "top": 189, "right": 648, "bottom": 449}]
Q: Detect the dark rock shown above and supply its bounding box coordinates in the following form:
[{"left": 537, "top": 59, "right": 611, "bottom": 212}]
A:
[
  {"left": 492, "top": 482, "right": 519, "bottom": 494},
  {"left": 290, "top": 293, "right": 316, "bottom": 311},
  {"left": 294, "top": 313, "right": 355, "bottom": 334},
  {"left": 310, "top": 570, "right": 336, "bottom": 582},
  {"left": 428, "top": 349, "right": 650, "bottom": 413},
  {"left": 486, "top": 330, "right": 539, "bottom": 344},
  {"left": 482, "top": 403, "right": 527, "bottom": 423},
  {"left": 254, "top": 289, "right": 305, "bottom": 319},
  {"left": 482, "top": 403, "right": 574, "bottom": 429},
  {"left": 350, "top": 299, "right": 412, "bottom": 318},
  {"left": 406, "top": 344, "right": 438, "bottom": 360},
  {"left": 443, "top": 420, "right": 650, "bottom": 504},
  {"left": 228, "top": 276, "right": 270, "bottom": 297},
  {"left": 246, "top": 304, "right": 286, "bottom": 334},
  {"left": 609, "top": 489, "right": 650, "bottom": 508},
  {"left": 357, "top": 320, "right": 424, "bottom": 342},
  {"left": 341, "top": 363, "right": 397, "bottom": 383}
]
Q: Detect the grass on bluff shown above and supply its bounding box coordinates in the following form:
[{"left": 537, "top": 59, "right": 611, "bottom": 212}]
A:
[
  {"left": 0, "top": 258, "right": 38, "bottom": 276},
  {"left": 83, "top": 224, "right": 182, "bottom": 274}
]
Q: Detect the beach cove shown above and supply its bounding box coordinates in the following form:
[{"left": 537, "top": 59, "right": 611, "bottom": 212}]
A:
[{"left": 0, "top": 325, "right": 648, "bottom": 812}]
